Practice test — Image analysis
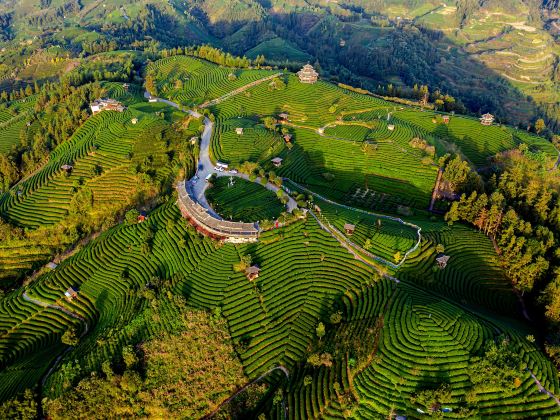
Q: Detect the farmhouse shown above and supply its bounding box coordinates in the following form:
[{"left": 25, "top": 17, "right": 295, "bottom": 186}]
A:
[
  {"left": 442, "top": 115, "right": 450, "bottom": 124},
  {"left": 344, "top": 223, "right": 355, "bottom": 235},
  {"left": 236, "top": 127, "right": 244, "bottom": 135},
  {"left": 64, "top": 287, "right": 78, "bottom": 301},
  {"left": 480, "top": 113, "right": 494, "bottom": 126},
  {"left": 90, "top": 98, "right": 125, "bottom": 115},
  {"left": 297, "top": 64, "right": 319, "bottom": 84},
  {"left": 436, "top": 254, "right": 450, "bottom": 269},
  {"left": 271, "top": 157, "right": 283, "bottom": 167},
  {"left": 245, "top": 265, "right": 260, "bottom": 281}
]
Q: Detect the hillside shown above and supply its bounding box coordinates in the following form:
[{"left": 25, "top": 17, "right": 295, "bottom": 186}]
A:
[
  {"left": 0, "top": 0, "right": 559, "bottom": 130},
  {"left": 0, "top": 51, "right": 558, "bottom": 419}
]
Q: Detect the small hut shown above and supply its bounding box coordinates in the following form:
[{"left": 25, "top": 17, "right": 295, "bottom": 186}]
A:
[
  {"left": 283, "top": 134, "right": 292, "bottom": 143},
  {"left": 339, "top": 39, "right": 346, "bottom": 47},
  {"left": 344, "top": 223, "right": 355, "bottom": 235},
  {"left": 387, "top": 124, "right": 395, "bottom": 131},
  {"left": 271, "top": 157, "right": 283, "bottom": 167},
  {"left": 245, "top": 265, "right": 260, "bottom": 281},
  {"left": 137, "top": 211, "right": 147, "bottom": 223},
  {"left": 60, "top": 164, "right": 73, "bottom": 172},
  {"left": 480, "top": 113, "right": 494, "bottom": 126},
  {"left": 436, "top": 253, "right": 450, "bottom": 269},
  {"left": 190, "top": 136, "right": 198, "bottom": 145},
  {"left": 442, "top": 115, "right": 450, "bottom": 124},
  {"left": 64, "top": 287, "right": 78, "bottom": 301},
  {"left": 297, "top": 64, "right": 319, "bottom": 84},
  {"left": 131, "top": 118, "right": 138, "bottom": 125},
  {"left": 278, "top": 113, "right": 289, "bottom": 121},
  {"left": 148, "top": 96, "right": 157, "bottom": 103},
  {"left": 236, "top": 127, "right": 244, "bottom": 135},
  {"left": 122, "top": 83, "right": 129, "bottom": 91},
  {"left": 47, "top": 262, "right": 58, "bottom": 270}
]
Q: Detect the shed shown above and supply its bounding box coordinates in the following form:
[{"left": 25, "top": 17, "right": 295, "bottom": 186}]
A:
[
  {"left": 387, "top": 124, "right": 395, "bottom": 131},
  {"left": 245, "top": 265, "right": 260, "bottom": 281},
  {"left": 236, "top": 127, "right": 244, "bottom": 135},
  {"left": 436, "top": 253, "right": 450, "bottom": 269},
  {"left": 344, "top": 223, "right": 355, "bottom": 235},
  {"left": 64, "top": 287, "right": 78, "bottom": 301},
  {"left": 271, "top": 157, "right": 283, "bottom": 167},
  {"left": 137, "top": 211, "right": 147, "bottom": 223}
]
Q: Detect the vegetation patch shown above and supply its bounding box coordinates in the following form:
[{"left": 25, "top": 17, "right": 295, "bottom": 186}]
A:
[{"left": 206, "top": 176, "right": 284, "bottom": 222}]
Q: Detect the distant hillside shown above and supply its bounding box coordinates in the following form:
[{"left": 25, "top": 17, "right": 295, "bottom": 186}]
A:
[{"left": 0, "top": 0, "right": 559, "bottom": 129}]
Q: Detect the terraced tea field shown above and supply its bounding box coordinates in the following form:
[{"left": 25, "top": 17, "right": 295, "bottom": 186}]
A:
[
  {"left": 0, "top": 108, "right": 174, "bottom": 227},
  {"left": 0, "top": 97, "right": 36, "bottom": 153},
  {"left": 147, "top": 55, "right": 276, "bottom": 107},
  {"left": 206, "top": 177, "right": 284, "bottom": 222},
  {"left": 0, "top": 57, "right": 559, "bottom": 419}
]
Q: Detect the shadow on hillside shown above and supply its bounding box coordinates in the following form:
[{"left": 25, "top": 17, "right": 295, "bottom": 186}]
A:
[{"left": 195, "top": 12, "right": 550, "bottom": 130}]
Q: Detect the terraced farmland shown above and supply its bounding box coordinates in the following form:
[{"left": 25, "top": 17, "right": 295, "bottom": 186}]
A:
[
  {"left": 0, "top": 97, "right": 36, "bottom": 153},
  {"left": 0, "top": 109, "right": 171, "bottom": 227},
  {"left": 147, "top": 55, "right": 276, "bottom": 107},
  {"left": 0, "top": 56, "right": 559, "bottom": 419},
  {"left": 206, "top": 177, "right": 284, "bottom": 222}
]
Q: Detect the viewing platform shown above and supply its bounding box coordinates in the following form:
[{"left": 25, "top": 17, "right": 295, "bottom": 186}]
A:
[{"left": 176, "top": 181, "right": 259, "bottom": 243}]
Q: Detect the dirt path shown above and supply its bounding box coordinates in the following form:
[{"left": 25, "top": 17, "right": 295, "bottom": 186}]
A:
[
  {"left": 308, "top": 210, "right": 400, "bottom": 283},
  {"left": 284, "top": 179, "right": 422, "bottom": 269},
  {"left": 203, "top": 365, "right": 289, "bottom": 419},
  {"left": 429, "top": 168, "right": 443, "bottom": 212},
  {"left": 528, "top": 369, "right": 560, "bottom": 407},
  {"left": 199, "top": 73, "right": 282, "bottom": 109},
  {"left": 22, "top": 291, "right": 88, "bottom": 334}
]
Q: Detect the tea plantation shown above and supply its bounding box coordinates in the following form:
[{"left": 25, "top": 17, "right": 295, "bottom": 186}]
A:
[
  {"left": 206, "top": 176, "right": 284, "bottom": 222},
  {"left": 0, "top": 54, "right": 559, "bottom": 419}
]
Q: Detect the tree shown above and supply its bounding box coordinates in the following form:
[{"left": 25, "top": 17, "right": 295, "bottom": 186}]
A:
[
  {"left": 122, "top": 345, "right": 138, "bottom": 369},
  {"left": 329, "top": 311, "right": 342, "bottom": 324},
  {"left": 61, "top": 327, "right": 80, "bottom": 346},
  {"left": 125, "top": 209, "right": 140, "bottom": 224},
  {"left": 0, "top": 389, "right": 37, "bottom": 419},
  {"left": 316, "top": 322, "right": 326, "bottom": 341},
  {"left": 535, "top": 118, "right": 545, "bottom": 134}
]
